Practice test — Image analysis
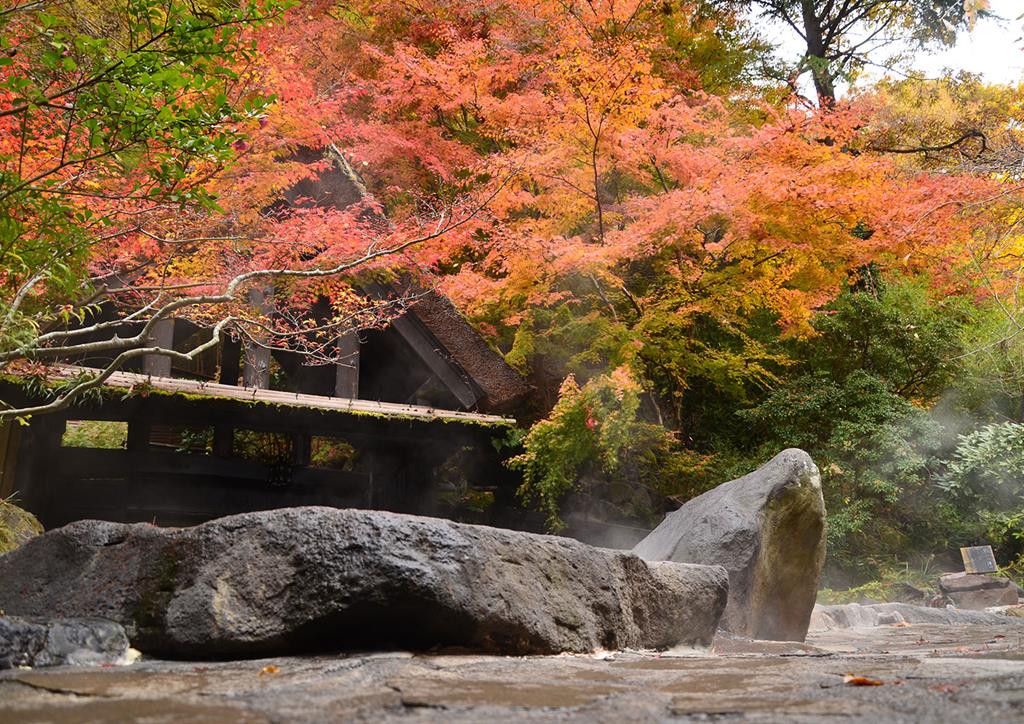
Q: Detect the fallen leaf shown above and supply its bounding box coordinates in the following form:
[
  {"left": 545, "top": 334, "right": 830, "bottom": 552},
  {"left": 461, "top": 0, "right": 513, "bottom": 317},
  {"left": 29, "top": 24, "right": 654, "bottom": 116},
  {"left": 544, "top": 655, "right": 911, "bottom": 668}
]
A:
[{"left": 844, "top": 674, "right": 884, "bottom": 686}]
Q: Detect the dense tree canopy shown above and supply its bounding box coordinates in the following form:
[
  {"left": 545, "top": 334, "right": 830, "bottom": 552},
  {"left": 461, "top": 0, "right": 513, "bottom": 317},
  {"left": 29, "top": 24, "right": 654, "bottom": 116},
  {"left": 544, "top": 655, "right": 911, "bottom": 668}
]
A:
[{"left": 4, "top": 0, "right": 1024, "bottom": 587}]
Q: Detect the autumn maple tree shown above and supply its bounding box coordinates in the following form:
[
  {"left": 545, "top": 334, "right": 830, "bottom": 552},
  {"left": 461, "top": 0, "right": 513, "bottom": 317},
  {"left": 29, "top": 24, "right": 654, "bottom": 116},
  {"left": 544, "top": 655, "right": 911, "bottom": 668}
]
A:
[
  {"left": 6, "top": 0, "right": 1024, "bottom": 576},
  {"left": 0, "top": 0, "right": 502, "bottom": 419},
  {"left": 223, "top": 0, "right": 1011, "bottom": 531}
]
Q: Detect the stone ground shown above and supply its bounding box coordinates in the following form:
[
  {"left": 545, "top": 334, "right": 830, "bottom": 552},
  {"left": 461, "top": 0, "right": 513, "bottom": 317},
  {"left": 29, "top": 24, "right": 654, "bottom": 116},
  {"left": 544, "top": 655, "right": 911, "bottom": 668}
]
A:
[{"left": 4, "top": 623, "right": 1024, "bottom": 723}]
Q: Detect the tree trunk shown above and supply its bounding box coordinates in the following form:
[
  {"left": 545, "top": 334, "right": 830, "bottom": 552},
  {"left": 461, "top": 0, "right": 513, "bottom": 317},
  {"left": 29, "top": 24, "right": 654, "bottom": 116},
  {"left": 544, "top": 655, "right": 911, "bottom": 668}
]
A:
[{"left": 800, "top": 0, "right": 835, "bottom": 106}]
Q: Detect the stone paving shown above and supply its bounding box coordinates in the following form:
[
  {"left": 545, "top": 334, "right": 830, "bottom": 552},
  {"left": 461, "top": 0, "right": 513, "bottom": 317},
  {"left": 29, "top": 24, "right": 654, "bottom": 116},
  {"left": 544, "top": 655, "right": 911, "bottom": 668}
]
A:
[{"left": 4, "top": 622, "right": 1024, "bottom": 722}]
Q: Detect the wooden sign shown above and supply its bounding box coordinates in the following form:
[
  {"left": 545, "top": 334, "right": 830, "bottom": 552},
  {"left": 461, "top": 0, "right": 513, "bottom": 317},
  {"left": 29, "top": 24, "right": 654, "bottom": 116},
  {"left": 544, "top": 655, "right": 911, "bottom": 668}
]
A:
[{"left": 961, "top": 545, "right": 998, "bottom": 574}]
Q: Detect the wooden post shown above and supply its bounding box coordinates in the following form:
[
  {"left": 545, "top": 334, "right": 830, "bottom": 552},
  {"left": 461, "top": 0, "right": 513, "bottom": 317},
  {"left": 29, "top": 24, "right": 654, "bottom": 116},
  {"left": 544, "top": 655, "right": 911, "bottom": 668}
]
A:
[
  {"left": 243, "top": 287, "right": 272, "bottom": 389},
  {"left": 0, "top": 422, "right": 20, "bottom": 499},
  {"left": 212, "top": 425, "right": 233, "bottom": 457},
  {"left": 142, "top": 318, "right": 175, "bottom": 377},
  {"left": 126, "top": 418, "right": 152, "bottom": 452},
  {"left": 218, "top": 337, "right": 242, "bottom": 386},
  {"left": 242, "top": 342, "right": 271, "bottom": 388},
  {"left": 293, "top": 432, "right": 311, "bottom": 466},
  {"left": 334, "top": 330, "right": 360, "bottom": 398}
]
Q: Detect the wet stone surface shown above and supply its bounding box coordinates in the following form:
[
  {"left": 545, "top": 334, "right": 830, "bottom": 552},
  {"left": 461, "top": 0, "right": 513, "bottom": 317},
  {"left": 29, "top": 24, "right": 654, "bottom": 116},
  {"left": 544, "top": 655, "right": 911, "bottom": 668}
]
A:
[{"left": 4, "top": 623, "right": 1024, "bottom": 722}]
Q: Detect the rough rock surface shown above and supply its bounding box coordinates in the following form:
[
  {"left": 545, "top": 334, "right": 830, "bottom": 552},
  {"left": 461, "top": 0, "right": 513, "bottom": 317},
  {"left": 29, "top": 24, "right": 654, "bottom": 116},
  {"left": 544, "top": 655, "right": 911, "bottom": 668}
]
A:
[
  {"left": 810, "top": 602, "right": 1018, "bottom": 630},
  {"left": 0, "top": 616, "right": 130, "bottom": 669},
  {"left": 0, "top": 500, "right": 42, "bottom": 555},
  {"left": 633, "top": 448, "right": 826, "bottom": 642},
  {"left": 938, "top": 573, "right": 1019, "bottom": 610},
  {"left": 0, "top": 507, "right": 728, "bottom": 658},
  {"left": 5, "top": 622, "right": 1024, "bottom": 723}
]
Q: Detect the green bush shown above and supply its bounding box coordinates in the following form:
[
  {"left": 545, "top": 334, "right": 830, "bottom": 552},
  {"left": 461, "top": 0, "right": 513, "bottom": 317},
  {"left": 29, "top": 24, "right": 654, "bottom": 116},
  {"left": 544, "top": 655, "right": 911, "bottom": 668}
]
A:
[
  {"left": 509, "top": 366, "right": 686, "bottom": 531},
  {"left": 736, "top": 370, "right": 947, "bottom": 581}
]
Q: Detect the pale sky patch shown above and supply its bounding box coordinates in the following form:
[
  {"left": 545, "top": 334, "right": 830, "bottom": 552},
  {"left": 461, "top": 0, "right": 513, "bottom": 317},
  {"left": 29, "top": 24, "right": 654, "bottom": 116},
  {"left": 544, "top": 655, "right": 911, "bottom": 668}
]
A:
[{"left": 756, "top": 0, "right": 1024, "bottom": 96}]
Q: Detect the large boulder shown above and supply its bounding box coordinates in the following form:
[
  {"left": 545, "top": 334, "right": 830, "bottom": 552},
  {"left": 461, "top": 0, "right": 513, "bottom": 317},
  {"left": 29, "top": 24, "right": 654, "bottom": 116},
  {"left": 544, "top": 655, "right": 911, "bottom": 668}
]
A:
[
  {"left": 0, "top": 616, "right": 130, "bottom": 669},
  {"left": 633, "top": 449, "right": 826, "bottom": 642},
  {"left": 938, "top": 572, "right": 1019, "bottom": 610},
  {"left": 0, "top": 507, "right": 728, "bottom": 658},
  {"left": 0, "top": 500, "right": 42, "bottom": 555}
]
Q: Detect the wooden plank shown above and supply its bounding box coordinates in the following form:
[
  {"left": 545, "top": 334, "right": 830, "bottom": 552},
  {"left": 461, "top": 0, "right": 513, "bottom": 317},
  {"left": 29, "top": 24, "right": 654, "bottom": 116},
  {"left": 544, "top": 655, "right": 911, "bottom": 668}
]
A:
[
  {"left": 50, "top": 365, "right": 514, "bottom": 425},
  {"left": 44, "top": 464, "right": 373, "bottom": 528},
  {"left": 53, "top": 447, "right": 370, "bottom": 489}
]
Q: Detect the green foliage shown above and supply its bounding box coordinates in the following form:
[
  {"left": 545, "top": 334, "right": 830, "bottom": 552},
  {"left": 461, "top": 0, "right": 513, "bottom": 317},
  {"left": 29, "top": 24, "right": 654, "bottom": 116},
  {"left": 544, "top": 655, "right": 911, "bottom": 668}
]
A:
[
  {"left": 940, "top": 424, "right": 1024, "bottom": 568},
  {"left": 505, "top": 270, "right": 998, "bottom": 584},
  {"left": 816, "top": 558, "right": 938, "bottom": 604},
  {"left": 982, "top": 509, "right": 1024, "bottom": 569},
  {"left": 61, "top": 419, "right": 128, "bottom": 448},
  {"left": 0, "top": 0, "right": 288, "bottom": 351},
  {"left": 509, "top": 366, "right": 681, "bottom": 531},
  {"left": 738, "top": 369, "right": 947, "bottom": 579},
  {"left": 233, "top": 429, "right": 293, "bottom": 465},
  {"left": 310, "top": 436, "right": 359, "bottom": 471},
  {"left": 940, "top": 422, "right": 1024, "bottom": 505},
  {"left": 952, "top": 306, "right": 1024, "bottom": 422},
  {"left": 803, "top": 276, "right": 969, "bottom": 400}
]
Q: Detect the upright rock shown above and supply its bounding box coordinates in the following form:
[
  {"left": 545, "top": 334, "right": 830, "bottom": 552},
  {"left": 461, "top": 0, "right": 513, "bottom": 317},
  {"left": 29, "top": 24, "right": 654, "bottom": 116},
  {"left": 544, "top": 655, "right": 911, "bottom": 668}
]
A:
[
  {"left": 633, "top": 448, "right": 826, "bottom": 642},
  {"left": 0, "top": 507, "right": 728, "bottom": 658}
]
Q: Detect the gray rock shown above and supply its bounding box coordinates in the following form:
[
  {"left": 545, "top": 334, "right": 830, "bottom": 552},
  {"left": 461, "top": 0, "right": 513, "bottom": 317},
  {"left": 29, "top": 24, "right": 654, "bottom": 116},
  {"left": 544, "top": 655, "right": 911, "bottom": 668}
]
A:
[
  {"left": 810, "top": 602, "right": 1019, "bottom": 630},
  {"left": 0, "top": 507, "right": 728, "bottom": 658},
  {"left": 938, "top": 573, "right": 1018, "bottom": 610},
  {"left": 633, "top": 448, "right": 826, "bottom": 642},
  {"left": 0, "top": 616, "right": 130, "bottom": 669}
]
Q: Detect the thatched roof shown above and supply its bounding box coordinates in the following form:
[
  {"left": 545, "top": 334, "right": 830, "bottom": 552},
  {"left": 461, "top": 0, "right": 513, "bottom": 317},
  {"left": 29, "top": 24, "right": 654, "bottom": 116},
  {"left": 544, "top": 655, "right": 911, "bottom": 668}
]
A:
[{"left": 288, "top": 149, "right": 531, "bottom": 413}]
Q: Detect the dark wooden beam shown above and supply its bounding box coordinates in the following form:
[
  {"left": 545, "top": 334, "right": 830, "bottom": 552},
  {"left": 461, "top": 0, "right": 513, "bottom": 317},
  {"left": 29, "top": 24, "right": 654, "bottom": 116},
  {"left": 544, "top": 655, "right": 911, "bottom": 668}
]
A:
[
  {"left": 0, "top": 423, "right": 20, "bottom": 500},
  {"left": 212, "top": 424, "right": 233, "bottom": 457},
  {"left": 364, "top": 282, "right": 480, "bottom": 409},
  {"left": 126, "top": 418, "right": 151, "bottom": 452},
  {"left": 218, "top": 337, "right": 242, "bottom": 386},
  {"left": 389, "top": 314, "right": 478, "bottom": 409}
]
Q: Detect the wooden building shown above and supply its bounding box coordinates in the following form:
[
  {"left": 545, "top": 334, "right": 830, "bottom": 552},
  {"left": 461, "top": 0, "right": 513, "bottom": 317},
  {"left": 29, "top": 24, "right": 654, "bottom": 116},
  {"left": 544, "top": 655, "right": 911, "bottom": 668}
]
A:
[{"left": 0, "top": 151, "right": 531, "bottom": 529}]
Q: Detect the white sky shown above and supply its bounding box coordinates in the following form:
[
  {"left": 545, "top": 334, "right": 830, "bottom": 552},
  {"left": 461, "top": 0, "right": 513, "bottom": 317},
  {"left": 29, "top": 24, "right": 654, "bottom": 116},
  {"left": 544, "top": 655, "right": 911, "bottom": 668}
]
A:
[{"left": 759, "top": 0, "right": 1024, "bottom": 95}]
